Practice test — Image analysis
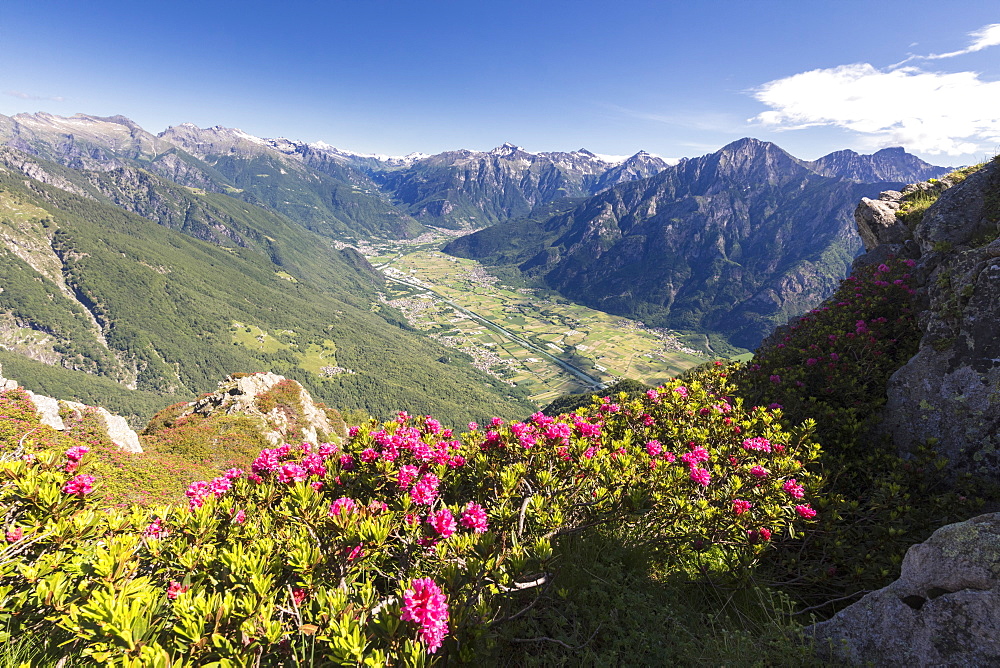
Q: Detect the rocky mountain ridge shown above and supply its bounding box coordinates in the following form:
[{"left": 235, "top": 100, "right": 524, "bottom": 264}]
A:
[
  {"left": 3, "top": 112, "right": 945, "bottom": 240},
  {"left": 445, "top": 137, "right": 947, "bottom": 350}
]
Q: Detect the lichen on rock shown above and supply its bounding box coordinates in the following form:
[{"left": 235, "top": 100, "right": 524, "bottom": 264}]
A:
[{"left": 808, "top": 512, "right": 1000, "bottom": 666}]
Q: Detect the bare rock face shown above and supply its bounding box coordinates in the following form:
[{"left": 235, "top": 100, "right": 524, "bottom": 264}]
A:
[
  {"left": 855, "top": 190, "right": 907, "bottom": 250},
  {"left": 183, "top": 372, "right": 332, "bottom": 446},
  {"left": 876, "top": 160, "right": 1000, "bottom": 475},
  {"left": 0, "top": 373, "right": 142, "bottom": 453},
  {"left": 808, "top": 512, "right": 1000, "bottom": 666}
]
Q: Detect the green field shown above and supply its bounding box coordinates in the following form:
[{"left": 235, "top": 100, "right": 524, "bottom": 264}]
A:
[{"left": 368, "top": 236, "right": 706, "bottom": 405}]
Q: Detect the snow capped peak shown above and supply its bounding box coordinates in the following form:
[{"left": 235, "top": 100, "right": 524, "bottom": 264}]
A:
[
  {"left": 221, "top": 127, "right": 266, "bottom": 146},
  {"left": 489, "top": 142, "right": 525, "bottom": 157},
  {"left": 591, "top": 153, "right": 630, "bottom": 165},
  {"left": 303, "top": 141, "right": 429, "bottom": 165}
]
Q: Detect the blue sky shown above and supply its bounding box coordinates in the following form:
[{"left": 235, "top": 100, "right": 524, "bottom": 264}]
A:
[{"left": 2, "top": 1, "right": 998, "bottom": 164}]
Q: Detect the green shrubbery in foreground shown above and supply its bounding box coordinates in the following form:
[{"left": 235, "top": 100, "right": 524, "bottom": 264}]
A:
[
  {"left": 1, "top": 370, "right": 820, "bottom": 665},
  {"left": 4, "top": 255, "right": 999, "bottom": 665},
  {"left": 736, "top": 256, "right": 986, "bottom": 612}
]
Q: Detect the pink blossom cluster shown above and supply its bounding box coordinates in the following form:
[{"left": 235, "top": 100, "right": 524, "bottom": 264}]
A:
[
  {"left": 64, "top": 445, "right": 89, "bottom": 473},
  {"left": 459, "top": 502, "right": 489, "bottom": 533},
  {"left": 166, "top": 581, "right": 189, "bottom": 600},
  {"left": 782, "top": 479, "right": 805, "bottom": 499},
  {"left": 401, "top": 577, "right": 449, "bottom": 654},
  {"left": 185, "top": 476, "right": 230, "bottom": 509},
  {"left": 62, "top": 474, "right": 95, "bottom": 496},
  {"left": 409, "top": 473, "right": 439, "bottom": 505},
  {"left": 143, "top": 517, "right": 169, "bottom": 539},
  {"left": 427, "top": 508, "right": 456, "bottom": 538}
]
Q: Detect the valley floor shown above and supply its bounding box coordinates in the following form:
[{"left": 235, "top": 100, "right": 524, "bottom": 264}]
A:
[{"left": 358, "top": 233, "right": 706, "bottom": 405}]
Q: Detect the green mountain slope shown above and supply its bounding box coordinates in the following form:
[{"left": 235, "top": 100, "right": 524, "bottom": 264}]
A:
[
  {"left": 446, "top": 139, "right": 913, "bottom": 350},
  {"left": 0, "top": 167, "right": 533, "bottom": 424}
]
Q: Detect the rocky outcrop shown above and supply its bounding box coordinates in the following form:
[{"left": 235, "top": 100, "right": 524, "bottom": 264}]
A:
[
  {"left": 860, "top": 159, "right": 1000, "bottom": 475},
  {"left": 854, "top": 190, "right": 908, "bottom": 250},
  {"left": 182, "top": 372, "right": 332, "bottom": 446},
  {"left": 808, "top": 512, "right": 1000, "bottom": 666},
  {"left": 0, "top": 373, "right": 142, "bottom": 453}
]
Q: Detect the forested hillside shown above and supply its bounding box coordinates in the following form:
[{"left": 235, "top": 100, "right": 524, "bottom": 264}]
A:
[{"left": 0, "top": 165, "right": 533, "bottom": 425}]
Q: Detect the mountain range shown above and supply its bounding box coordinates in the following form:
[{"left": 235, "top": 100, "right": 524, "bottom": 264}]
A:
[
  {"left": 444, "top": 138, "right": 950, "bottom": 350},
  {"left": 0, "top": 111, "right": 950, "bottom": 409}
]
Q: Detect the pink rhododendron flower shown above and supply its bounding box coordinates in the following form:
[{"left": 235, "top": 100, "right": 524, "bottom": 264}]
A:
[
  {"left": 401, "top": 578, "right": 449, "bottom": 654},
  {"left": 645, "top": 440, "right": 663, "bottom": 457},
  {"left": 673, "top": 386, "right": 689, "bottom": 398},
  {"left": 397, "top": 465, "right": 419, "bottom": 489},
  {"left": 186, "top": 481, "right": 210, "bottom": 509},
  {"left": 233, "top": 509, "right": 246, "bottom": 524},
  {"left": 339, "top": 454, "right": 355, "bottom": 471},
  {"left": 680, "top": 446, "right": 709, "bottom": 466},
  {"left": 877, "top": 263, "right": 890, "bottom": 273},
  {"left": 144, "top": 518, "right": 168, "bottom": 539},
  {"left": 530, "top": 412, "right": 553, "bottom": 426},
  {"left": 782, "top": 479, "right": 805, "bottom": 499},
  {"left": 646, "top": 388, "right": 661, "bottom": 402},
  {"left": 292, "top": 588, "right": 308, "bottom": 606},
  {"left": 795, "top": 504, "right": 817, "bottom": 519},
  {"left": 742, "top": 437, "right": 772, "bottom": 453},
  {"left": 329, "top": 497, "right": 357, "bottom": 517},
  {"left": 424, "top": 417, "right": 441, "bottom": 434},
  {"left": 65, "top": 445, "right": 89, "bottom": 462},
  {"left": 543, "top": 422, "right": 572, "bottom": 444},
  {"left": 747, "top": 527, "right": 772, "bottom": 543},
  {"left": 575, "top": 421, "right": 601, "bottom": 438},
  {"left": 427, "top": 508, "right": 456, "bottom": 538},
  {"left": 209, "top": 476, "right": 230, "bottom": 497},
  {"left": 769, "top": 375, "right": 782, "bottom": 384},
  {"left": 277, "top": 463, "right": 308, "bottom": 484},
  {"left": 346, "top": 544, "right": 365, "bottom": 561},
  {"left": 166, "top": 581, "right": 189, "bottom": 600},
  {"left": 732, "top": 499, "right": 752, "bottom": 515},
  {"left": 223, "top": 468, "right": 244, "bottom": 479},
  {"left": 582, "top": 446, "right": 598, "bottom": 460},
  {"left": 62, "top": 474, "right": 95, "bottom": 496},
  {"left": 6, "top": 527, "right": 23, "bottom": 543},
  {"left": 251, "top": 449, "right": 280, "bottom": 474},
  {"left": 410, "top": 474, "right": 439, "bottom": 505},
  {"left": 467, "top": 421, "right": 479, "bottom": 431},
  {"left": 459, "top": 502, "right": 489, "bottom": 533},
  {"left": 749, "top": 465, "right": 769, "bottom": 479},
  {"left": 689, "top": 467, "right": 711, "bottom": 487}
]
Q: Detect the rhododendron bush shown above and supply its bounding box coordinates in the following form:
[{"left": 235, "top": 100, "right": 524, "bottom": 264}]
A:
[
  {"left": 0, "top": 372, "right": 820, "bottom": 665},
  {"left": 734, "top": 256, "right": 984, "bottom": 610}
]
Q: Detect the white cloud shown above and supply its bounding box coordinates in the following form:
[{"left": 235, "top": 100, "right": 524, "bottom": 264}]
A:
[
  {"left": 5, "top": 90, "right": 66, "bottom": 102},
  {"left": 752, "top": 63, "right": 1000, "bottom": 156},
  {"left": 924, "top": 23, "right": 1000, "bottom": 59}
]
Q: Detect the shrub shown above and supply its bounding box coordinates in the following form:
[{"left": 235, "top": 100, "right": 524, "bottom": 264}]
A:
[
  {"left": 734, "top": 257, "right": 984, "bottom": 612},
  {"left": 1, "top": 368, "right": 821, "bottom": 665}
]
